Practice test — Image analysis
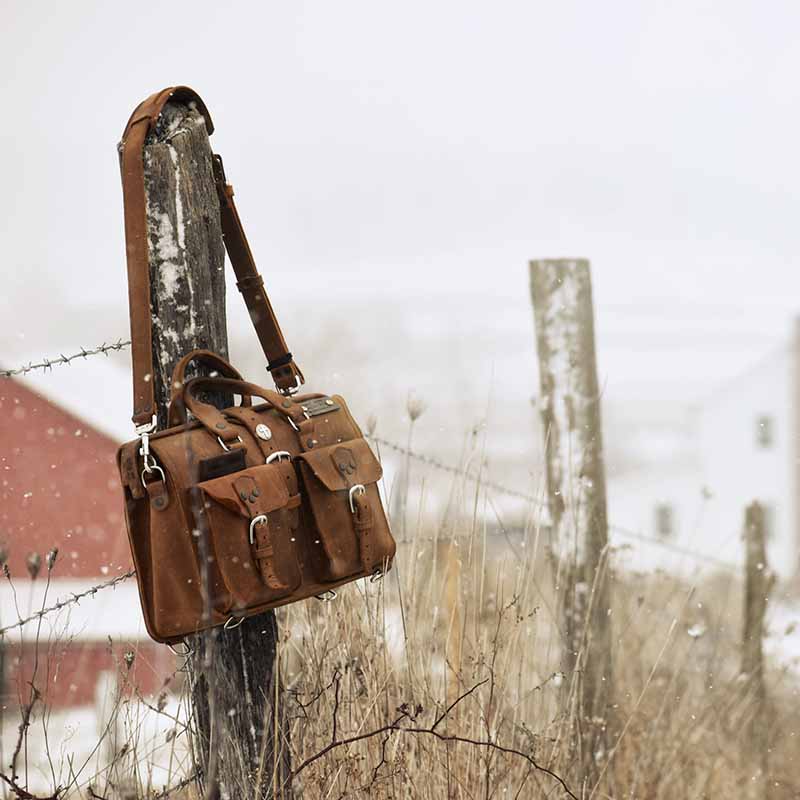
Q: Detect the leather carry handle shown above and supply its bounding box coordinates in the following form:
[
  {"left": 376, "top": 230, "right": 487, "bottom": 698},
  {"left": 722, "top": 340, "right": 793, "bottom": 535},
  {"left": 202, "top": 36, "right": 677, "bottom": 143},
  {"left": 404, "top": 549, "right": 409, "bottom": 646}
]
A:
[
  {"left": 167, "top": 349, "right": 252, "bottom": 427},
  {"left": 180, "top": 376, "right": 307, "bottom": 444},
  {"left": 120, "top": 86, "right": 305, "bottom": 428}
]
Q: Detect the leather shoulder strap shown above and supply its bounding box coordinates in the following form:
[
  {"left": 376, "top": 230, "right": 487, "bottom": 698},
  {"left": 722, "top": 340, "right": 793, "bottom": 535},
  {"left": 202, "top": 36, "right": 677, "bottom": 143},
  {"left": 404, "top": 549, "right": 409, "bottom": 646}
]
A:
[{"left": 119, "top": 86, "right": 304, "bottom": 427}]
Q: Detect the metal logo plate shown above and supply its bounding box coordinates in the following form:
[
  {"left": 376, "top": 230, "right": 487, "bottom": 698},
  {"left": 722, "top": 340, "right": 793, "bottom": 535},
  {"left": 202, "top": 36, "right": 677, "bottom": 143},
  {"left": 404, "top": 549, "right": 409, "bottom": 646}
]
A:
[
  {"left": 300, "top": 397, "right": 341, "bottom": 417},
  {"left": 255, "top": 423, "right": 273, "bottom": 441}
]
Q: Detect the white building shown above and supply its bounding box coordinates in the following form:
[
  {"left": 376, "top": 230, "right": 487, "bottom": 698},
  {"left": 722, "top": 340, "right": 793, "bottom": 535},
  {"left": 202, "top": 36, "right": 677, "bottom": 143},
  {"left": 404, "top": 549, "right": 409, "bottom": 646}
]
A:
[{"left": 608, "top": 326, "right": 800, "bottom": 580}]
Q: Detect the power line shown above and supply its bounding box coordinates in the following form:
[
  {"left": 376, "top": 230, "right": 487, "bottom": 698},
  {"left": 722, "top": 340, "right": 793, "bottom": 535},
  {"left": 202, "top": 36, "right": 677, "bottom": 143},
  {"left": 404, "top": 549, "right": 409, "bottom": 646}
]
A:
[{"left": 0, "top": 339, "right": 131, "bottom": 378}]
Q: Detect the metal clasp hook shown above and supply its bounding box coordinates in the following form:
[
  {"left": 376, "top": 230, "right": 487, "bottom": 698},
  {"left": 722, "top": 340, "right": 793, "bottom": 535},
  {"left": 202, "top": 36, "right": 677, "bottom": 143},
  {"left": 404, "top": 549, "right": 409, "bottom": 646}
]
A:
[{"left": 136, "top": 414, "right": 158, "bottom": 474}]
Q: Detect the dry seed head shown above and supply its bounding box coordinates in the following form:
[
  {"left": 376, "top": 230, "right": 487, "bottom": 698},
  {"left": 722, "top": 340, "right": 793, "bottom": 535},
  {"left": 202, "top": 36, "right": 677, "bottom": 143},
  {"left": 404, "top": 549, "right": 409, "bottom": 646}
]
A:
[
  {"left": 46, "top": 547, "right": 59, "bottom": 571},
  {"left": 26, "top": 551, "right": 42, "bottom": 580},
  {"left": 406, "top": 392, "right": 426, "bottom": 422}
]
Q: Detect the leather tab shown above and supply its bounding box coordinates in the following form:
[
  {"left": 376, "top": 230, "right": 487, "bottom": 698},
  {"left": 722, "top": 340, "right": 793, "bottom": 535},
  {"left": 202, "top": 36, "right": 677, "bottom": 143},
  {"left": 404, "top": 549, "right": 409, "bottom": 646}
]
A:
[{"left": 145, "top": 478, "right": 170, "bottom": 512}]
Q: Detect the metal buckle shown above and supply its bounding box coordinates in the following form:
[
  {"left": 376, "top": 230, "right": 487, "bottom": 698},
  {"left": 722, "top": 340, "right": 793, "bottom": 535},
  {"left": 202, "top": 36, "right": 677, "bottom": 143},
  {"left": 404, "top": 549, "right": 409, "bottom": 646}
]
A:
[
  {"left": 140, "top": 464, "right": 166, "bottom": 488},
  {"left": 370, "top": 568, "right": 384, "bottom": 583},
  {"left": 217, "top": 435, "right": 243, "bottom": 452},
  {"left": 249, "top": 514, "right": 268, "bottom": 545},
  {"left": 315, "top": 590, "right": 337, "bottom": 602},
  {"left": 266, "top": 451, "right": 292, "bottom": 464},
  {"left": 224, "top": 615, "right": 245, "bottom": 630},
  {"left": 278, "top": 375, "right": 302, "bottom": 397},
  {"left": 348, "top": 484, "right": 366, "bottom": 513}
]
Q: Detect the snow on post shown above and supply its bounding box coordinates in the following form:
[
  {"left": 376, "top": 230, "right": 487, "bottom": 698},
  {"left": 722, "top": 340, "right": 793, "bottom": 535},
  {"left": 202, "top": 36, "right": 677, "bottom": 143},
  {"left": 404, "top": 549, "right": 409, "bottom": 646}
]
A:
[
  {"left": 529, "top": 258, "right": 612, "bottom": 778},
  {"left": 137, "top": 101, "right": 291, "bottom": 798}
]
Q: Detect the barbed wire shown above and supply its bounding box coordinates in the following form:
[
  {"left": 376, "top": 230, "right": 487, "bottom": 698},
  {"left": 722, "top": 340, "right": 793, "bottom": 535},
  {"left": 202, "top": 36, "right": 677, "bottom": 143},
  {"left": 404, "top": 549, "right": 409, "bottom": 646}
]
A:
[
  {"left": 609, "top": 524, "right": 738, "bottom": 572},
  {"left": 0, "top": 570, "right": 135, "bottom": 637},
  {"left": 0, "top": 339, "right": 131, "bottom": 378},
  {"left": 372, "top": 435, "right": 738, "bottom": 570},
  {"left": 371, "top": 435, "right": 539, "bottom": 505}
]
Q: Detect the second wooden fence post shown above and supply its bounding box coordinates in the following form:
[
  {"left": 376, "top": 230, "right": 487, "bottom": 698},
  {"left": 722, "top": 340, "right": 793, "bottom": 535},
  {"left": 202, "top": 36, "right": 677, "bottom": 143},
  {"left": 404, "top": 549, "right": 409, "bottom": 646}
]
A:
[
  {"left": 529, "top": 258, "right": 613, "bottom": 783},
  {"left": 741, "top": 501, "right": 773, "bottom": 800}
]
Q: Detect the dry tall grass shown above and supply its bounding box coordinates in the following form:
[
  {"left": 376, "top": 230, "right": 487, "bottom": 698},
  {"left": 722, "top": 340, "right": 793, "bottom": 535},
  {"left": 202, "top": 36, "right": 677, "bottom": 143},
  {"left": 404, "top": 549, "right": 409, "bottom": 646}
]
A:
[
  {"left": 3, "top": 437, "right": 800, "bottom": 799},
  {"left": 277, "top": 443, "right": 800, "bottom": 799}
]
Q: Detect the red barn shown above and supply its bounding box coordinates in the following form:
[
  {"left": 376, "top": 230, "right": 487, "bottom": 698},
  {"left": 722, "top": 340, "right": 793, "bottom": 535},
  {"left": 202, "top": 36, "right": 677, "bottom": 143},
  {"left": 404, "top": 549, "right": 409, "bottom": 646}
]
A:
[{"left": 0, "top": 361, "right": 174, "bottom": 708}]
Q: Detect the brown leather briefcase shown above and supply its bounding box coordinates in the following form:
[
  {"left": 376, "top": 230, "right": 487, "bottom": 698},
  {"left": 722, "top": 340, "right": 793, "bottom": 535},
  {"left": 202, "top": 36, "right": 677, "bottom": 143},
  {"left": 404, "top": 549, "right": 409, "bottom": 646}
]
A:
[{"left": 116, "top": 87, "right": 395, "bottom": 644}]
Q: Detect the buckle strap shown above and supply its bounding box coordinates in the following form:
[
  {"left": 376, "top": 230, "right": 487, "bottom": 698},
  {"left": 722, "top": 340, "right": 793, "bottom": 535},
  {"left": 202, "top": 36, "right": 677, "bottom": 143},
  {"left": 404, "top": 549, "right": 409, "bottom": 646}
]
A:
[{"left": 211, "top": 154, "right": 304, "bottom": 395}]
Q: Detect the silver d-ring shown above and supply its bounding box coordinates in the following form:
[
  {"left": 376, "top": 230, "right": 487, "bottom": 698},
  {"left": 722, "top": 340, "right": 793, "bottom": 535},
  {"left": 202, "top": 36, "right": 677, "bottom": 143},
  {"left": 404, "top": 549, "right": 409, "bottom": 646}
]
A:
[
  {"left": 315, "top": 590, "right": 337, "bottom": 602},
  {"left": 167, "top": 641, "right": 193, "bottom": 657},
  {"left": 141, "top": 464, "right": 166, "bottom": 488},
  {"left": 370, "top": 568, "right": 384, "bottom": 583},
  {"left": 249, "top": 514, "right": 268, "bottom": 545},
  {"left": 348, "top": 484, "right": 366, "bottom": 513},
  {"left": 217, "top": 435, "right": 244, "bottom": 453},
  {"left": 266, "top": 451, "right": 292, "bottom": 464},
  {"left": 224, "top": 615, "right": 245, "bottom": 630}
]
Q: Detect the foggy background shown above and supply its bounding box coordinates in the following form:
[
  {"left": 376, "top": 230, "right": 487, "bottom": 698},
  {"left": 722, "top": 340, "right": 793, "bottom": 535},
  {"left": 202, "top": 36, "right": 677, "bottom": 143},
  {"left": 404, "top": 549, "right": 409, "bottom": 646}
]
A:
[{"left": 3, "top": 0, "right": 800, "bottom": 486}]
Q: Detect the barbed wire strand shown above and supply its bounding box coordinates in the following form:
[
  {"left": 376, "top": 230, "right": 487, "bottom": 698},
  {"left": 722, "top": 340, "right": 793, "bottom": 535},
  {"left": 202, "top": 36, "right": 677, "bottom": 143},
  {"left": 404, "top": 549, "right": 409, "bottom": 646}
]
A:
[
  {"left": 0, "top": 570, "right": 135, "bottom": 637},
  {"left": 0, "top": 339, "right": 131, "bottom": 378},
  {"left": 373, "top": 435, "right": 738, "bottom": 571},
  {"left": 371, "top": 435, "right": 537, "bottom": 504}
]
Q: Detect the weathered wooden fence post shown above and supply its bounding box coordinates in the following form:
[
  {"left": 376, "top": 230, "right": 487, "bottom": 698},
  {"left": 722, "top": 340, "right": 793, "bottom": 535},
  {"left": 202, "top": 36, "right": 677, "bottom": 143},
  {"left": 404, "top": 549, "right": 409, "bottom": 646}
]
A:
[
  {"left": 529, "top": 259, "right": 613, "bottom": 783},
  {"left": 134, "top": 100, "right": 291, "bottom": 798},
  {"left": 741, "top": 501, "right": 773, "bottom": 799}
]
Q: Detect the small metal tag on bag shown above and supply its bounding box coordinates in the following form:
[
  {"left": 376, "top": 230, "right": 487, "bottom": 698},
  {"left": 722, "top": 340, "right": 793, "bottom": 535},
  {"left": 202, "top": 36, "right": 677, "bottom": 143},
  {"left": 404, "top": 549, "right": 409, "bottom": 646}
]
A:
[
  {"left": 300, "top": 397, "right": 341, "bottom": 417},
  {"left": 255, "top": 423, "right": 272, "bottom": 441}
]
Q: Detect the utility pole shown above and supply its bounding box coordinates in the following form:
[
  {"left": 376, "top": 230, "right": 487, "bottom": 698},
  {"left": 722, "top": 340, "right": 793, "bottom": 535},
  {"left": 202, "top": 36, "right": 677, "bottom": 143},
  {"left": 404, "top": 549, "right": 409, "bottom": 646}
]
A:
[
  {"left": 529, "top": 258, "right": 613, "bottom": 785},
  {"left": 136, "top": 99, "right": 291, "bottom": 799}
]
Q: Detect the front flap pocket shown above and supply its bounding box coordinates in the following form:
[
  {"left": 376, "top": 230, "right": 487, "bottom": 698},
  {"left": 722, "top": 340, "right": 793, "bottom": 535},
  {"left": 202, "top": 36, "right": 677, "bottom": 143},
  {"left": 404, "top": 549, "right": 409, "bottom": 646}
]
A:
[
  {"left": 297, "top": 438, "right": 382, "bottom": 491},
  {"left": 296, "top": 439, "right": 393, "bottom": 581},
  {"left": 198, "top": 462, "right": 302, "bottom": 609}
]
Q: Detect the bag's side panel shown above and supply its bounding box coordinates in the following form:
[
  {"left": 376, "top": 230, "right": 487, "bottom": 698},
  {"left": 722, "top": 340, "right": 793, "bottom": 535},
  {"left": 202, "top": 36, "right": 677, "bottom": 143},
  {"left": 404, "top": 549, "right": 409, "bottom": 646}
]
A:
[
  {"left": 118, "top": 441, "right": 218, "bottom": 643},
  {"left": 148, "top": 479, "right": 227, "bottom": 640}
]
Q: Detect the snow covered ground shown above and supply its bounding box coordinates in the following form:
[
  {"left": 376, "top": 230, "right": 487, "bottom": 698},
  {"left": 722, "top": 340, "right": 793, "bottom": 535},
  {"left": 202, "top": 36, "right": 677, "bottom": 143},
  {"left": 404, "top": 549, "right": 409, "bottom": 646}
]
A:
[{"left": 0, "top": 693, "right": 190, "bottom": 797}]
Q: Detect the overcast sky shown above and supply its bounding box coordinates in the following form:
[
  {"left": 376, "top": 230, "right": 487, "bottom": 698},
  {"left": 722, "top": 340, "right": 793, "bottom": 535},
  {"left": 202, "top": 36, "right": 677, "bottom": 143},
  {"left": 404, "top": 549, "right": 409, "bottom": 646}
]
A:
[{"left": 2, "top": 0, "right": 799, "bottom": 428}]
